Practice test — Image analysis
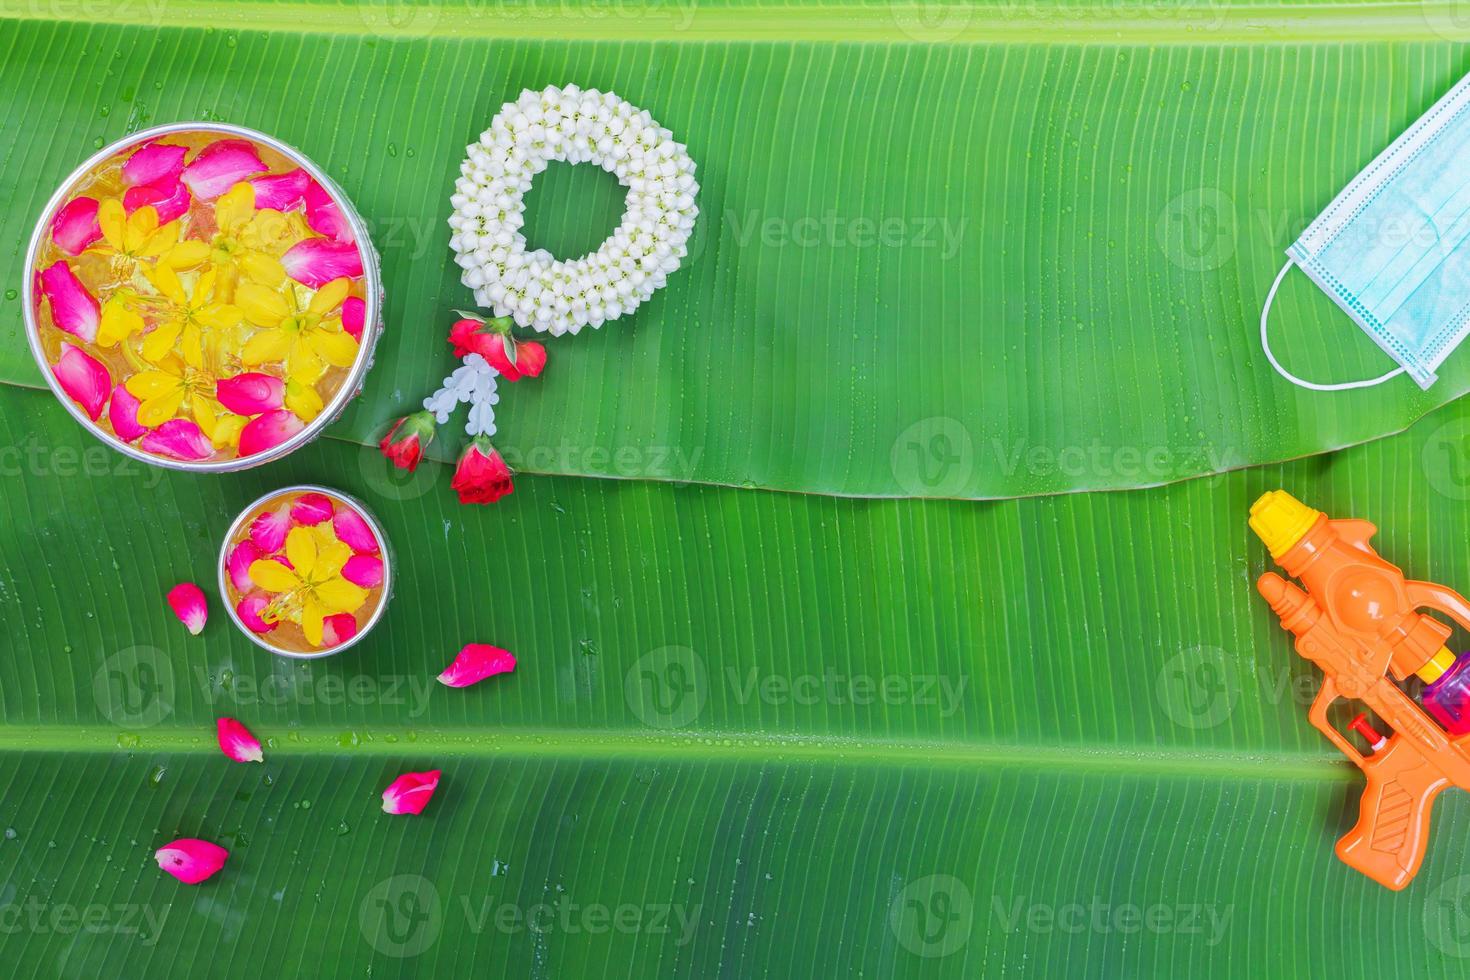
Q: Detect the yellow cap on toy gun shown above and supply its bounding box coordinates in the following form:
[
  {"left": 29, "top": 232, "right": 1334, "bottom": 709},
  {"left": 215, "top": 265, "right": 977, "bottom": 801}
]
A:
[{"left": 1249, "top": 490, "right": 1323, "bottom": 559}]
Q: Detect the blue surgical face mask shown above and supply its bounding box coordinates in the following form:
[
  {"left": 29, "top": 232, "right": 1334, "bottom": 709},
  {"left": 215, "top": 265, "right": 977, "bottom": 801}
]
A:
[{"left": 1262, "top": 73, "right": 1470, "bottom": 391}]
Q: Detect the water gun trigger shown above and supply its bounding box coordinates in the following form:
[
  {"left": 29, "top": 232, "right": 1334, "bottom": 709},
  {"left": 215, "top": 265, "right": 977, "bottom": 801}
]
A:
[{"left": 1306, "top": 677, "right": 1370, "bottom": 768}]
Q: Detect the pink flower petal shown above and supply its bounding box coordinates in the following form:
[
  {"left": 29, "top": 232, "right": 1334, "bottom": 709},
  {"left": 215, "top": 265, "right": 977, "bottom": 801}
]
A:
[
  {"left": 166, "top": 582, "right": 208, "bottom": 635},
  {"left": 215, "top": 372, "right": 284, "bottom": 415},
  {"left": 322, "top": 612, "right": 358, "bottom": 647},
  {"left": 216, "top": 717, "right": 263, "bottom": 763},
  {"left": 238, "top": 409, "right": 305, "bottom": 459},
  {"left": 39, "top": 261, "right": 99, "bottom": 342},
  {"left": 226, "top": 540, "right": 262, "bottom": 592},
  {"left": 51, "top": 197, "right": 102, "bottom": 255},
  {"left": 271, "top": 555, "right": 294, "bottom": 571},
  {"left": 341, "top": 554, "right": 383, "bottom": 589},
  {"left": 236, "top": 595, "right": 275, "bottom": 634},
  {"left": 248, "top": 507, "right": 292, "bottom": 553},
  {"left": 291, "top": 492, "right": 334, "bottom": 525},
  {"left": 342, "top": 296, "right": 366, "bottom": 342},
  {"left": 332, "top": 506, "right": 380, "bottom": 555},
  {"left": 281, "top": 238, "right": 363, "bottom": 288},
  {"left": 155, "top": 838, "right": 228, "bottom": 885},
  {"left": 142, "top": 419, "right": 213, "bottom": 461},
  {"left": 124, "top": 179, "right": 191, "bottom": 224},
  {"left": 54, "top": 343, "right": 111, "bottom": 421},
  {"left": 122, "top": 141, "right": 187, "bottom": 187},
  {"left": 304, "top": 178, "right": 355, "bottom": 243},
  {"left": 437, "top": 644, "right": 516, "bottom": 688},
  {"left": 108, "top": 382, "right": 148, "bottom": 441},
  {"left": 381, "top": 770, "right": 441, "bottom": 815},
  {"left": 181, "top": 139, "right": 267, "bottom": 201},
  {"left": 250, "top": 168, "right": 312, "bottom": 211}
]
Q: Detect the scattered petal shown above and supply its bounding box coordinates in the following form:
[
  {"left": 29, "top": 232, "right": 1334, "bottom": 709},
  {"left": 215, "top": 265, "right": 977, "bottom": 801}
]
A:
[
  {"left": 381, "top": 770, "right": 441, "bottom": 815},
  {"left": 51, "top": 197, "right": 102, "bottom": 255},
  {"left": 333, "top": 507, "right": 380, "bottom": 555},
  {"left": 39, "top": 261, "right": 100, "bottom": 342},
  {"left": 304, "top": 178, "right": 354, "bottom": 243},
  {"left": 123, "top": 179, "right": 191, "bottom": 224},
  {"left": 236, "top": 595, "right": 274, "bottom": 634},
  {"left": 438, "top": 644, "right": 516, "bottom": 688},
  {"left": 291, "top": 492, "right": 334, "bottom": 526},
  {"left": 281, "top": 238, "right": 363, "bottom": 288},
  {"left": 322, "top": 612, "right": 358, "bottom": 647},
  {"left": 342, "top": 296, "right": 366, "bottom": 342},
  {"left": 215, "top": 373, "right": 285, "bottom": 415},
  {"left": 238, "top": 409, "right": 305, "bottom": 459},
  {"left": 54, "top": 343, "right": 111, "bottom": 421},
  {"left": 122, "top": 141, "right": 187, "bottom": 187},
  {"left": 250, "top": 168, "right": 312, "bottom": 211},
  {"left": 181, "top": 139, "right": 267, "bottom": 201},
  {"left": 249, "top": 507, "right": 292, "bottom": 553},
  {"left": 142, "top": 419, "right": 213, "bottom": 461},
  {"left": 226, "top": 540, "right": 262, "bottom": 592},
  {"left": 108, "top": 382, "right": 148, "bottom": 441},
  {"left": 166, "top": 582, "right": 208, "bottom": 635},
  {"left": 342, "top": 554, "right": 383, "bottom": 589},
  {"left": 155, "top": 838, "right": 228, "bottom": 884},
  {"left": 216, "top": 717, "right": 263, "bottom": 763}
]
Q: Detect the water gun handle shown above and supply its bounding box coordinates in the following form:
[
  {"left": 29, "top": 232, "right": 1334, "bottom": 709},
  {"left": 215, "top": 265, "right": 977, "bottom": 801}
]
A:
[
  {"left": 1407, "top": 580, "right": 1470, "bottom": 634},
  {"left": 1334, "top": 736, "right": 1447, "bottom": 891}
]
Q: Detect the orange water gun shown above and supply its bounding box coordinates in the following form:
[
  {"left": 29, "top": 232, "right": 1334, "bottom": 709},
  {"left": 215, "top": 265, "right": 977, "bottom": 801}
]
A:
[{"left": 1250, "top": 490, "right": 1470, "bottom": 890}]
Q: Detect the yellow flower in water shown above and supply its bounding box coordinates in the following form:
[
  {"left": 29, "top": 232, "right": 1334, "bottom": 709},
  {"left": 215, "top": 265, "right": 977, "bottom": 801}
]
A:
[
  {"left": 140, "top": 264, "right": 242, "bottom": 368},
  {"left": 124, "top": 355, "right": 247, "bottom": 449},
  {"left": 95, "top": 292, "right": 146, "bottom": 348},
  {"left": 212, "top": 183, "right": 309, "bottom": 288},
  {"left": 248, "top": 525, "right": 369, "bottom": 646},
  {"left": 90, "top": 200, "right": 204, "bottom": 274},
  {"left": 238, "top": 275, "right": 358, "bottom": 386}
]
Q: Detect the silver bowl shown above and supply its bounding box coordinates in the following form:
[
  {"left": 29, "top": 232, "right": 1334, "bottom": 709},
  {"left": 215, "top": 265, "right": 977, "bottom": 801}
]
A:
[
  {"left": 218, "top": 484, "right": 393, "bottom": 659},
  {"left": 22, "top": 121, "right": 384, "bottom": 472}
]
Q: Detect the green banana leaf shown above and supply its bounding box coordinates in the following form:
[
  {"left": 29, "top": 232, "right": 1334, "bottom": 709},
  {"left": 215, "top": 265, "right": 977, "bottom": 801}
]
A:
[
  {"left": 7, "top": 377, "right": 1470, "bottom": 975},
  {"left": 4, "top": 10, "right": 1470, "bottom": 497}
]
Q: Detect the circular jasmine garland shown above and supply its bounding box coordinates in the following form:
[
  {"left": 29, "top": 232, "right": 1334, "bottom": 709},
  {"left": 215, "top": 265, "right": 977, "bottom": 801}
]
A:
[{"left": 448, "top": 85, "right": 700, "bottom": 337}]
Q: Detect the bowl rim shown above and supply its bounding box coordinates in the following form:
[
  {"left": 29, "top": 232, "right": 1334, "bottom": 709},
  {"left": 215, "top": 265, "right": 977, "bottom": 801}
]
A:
[
  {"left": 217, "top": 484, "right": 392, "bottom": 659},
  {"left": 22, "top": 120, "right": 384, "bottom": 473}
]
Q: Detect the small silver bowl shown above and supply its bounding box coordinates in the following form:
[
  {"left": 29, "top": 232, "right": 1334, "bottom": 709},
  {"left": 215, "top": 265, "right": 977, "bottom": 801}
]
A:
[
  {"left": 218, "top": 484, "right": 393, "bottom": 659},
  {"left": 22, "top": 121, "right": 383, "bottom": 472}
]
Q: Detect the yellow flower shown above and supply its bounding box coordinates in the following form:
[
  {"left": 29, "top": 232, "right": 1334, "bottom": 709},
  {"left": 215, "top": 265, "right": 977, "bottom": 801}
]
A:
[
  {"left": 123, "top": 355, "right": 246, "bottom": 449},
  {"left": 90, "top": 200, "right": 203, "bottom": 274},
  {"left": 95, "top": 292, "right": 145, "bottom": 348},
  {"left": 238, "top": 276, "right": 358, "bottom": 385},
  {"left": 139, "top": 264, "right": 242, "bottom": 368},
  {"left": 212, "top": 183, "right": 309, "bottom": 289},
  {"left": 248, "top": 526, "right": 369, "bottom": 646}
]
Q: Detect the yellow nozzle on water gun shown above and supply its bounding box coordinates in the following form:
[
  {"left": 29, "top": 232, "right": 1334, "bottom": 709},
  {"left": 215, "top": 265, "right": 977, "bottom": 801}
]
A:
[{"left": 1249, "top": 490, "right": 1323, "bottom": 559}]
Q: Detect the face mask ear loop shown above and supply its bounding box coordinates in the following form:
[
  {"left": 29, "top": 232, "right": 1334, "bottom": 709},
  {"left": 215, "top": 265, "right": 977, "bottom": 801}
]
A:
[{"left": 1261, "top": 257, "right": 1404, "bottom": 390}]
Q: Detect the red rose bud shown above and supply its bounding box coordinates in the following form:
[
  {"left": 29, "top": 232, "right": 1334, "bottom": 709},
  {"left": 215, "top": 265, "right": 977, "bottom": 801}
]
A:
[
  {"left": 450, "top": 437, "right": 513, "bottom": 505},
  {"left": 447, "top": 315, "right": 543, "bottom": 381},
  {"left": 378, "top": 410, "right": 437, "bottom": 471},
  {"left": 447, "top": 317, "right": 483, "bottom": 359},
  {"left": 514, "top": 340, "right": 547, "bottom": 379}
]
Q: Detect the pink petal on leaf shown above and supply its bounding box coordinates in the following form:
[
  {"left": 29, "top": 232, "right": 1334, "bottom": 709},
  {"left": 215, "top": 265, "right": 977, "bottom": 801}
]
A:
[
  {"left": 216, "top": 717, "right": 263, "bottom": 763},
  {"left": 333, "top": 506, "right": 380, "bottom": 554},
  {"left": 342, "top": 554, "right": 383, "bottom": 589},
  {"left": 304, "top": 178, "right": 354, "bottom": 243},
  {"left": 322, "top": 612, "right": 357, "bottom": 647},
  {"left": 54, "top": 343, "right": 111, "bottom": 421},
  {"left": 155, "top": 838, "right": 228, "bottom": 885},
  {"left": 215, "top": 372, "right": 284, "bottom": 415},
  {"left": 248, "top": 507, "right": 292, "bottom": 553},
  {"left": 166, "top": 582, "right": 208, "bottom": 635},
  {"left": 123, "top": 141, "right": 187, "bottom": 187},
  {"left": 238, "top": 409, "right": 304, "bottom": 459},
  {"left": 142, "top": 419, "right": 213, "bottom": 461},
  {"left": 226, "top": 540, "right": 262, "bottom": 592},
  {"left": 40, "top": 261, "right": 99, "bottom": 342},
  {"left": 291, "top": 492, "right": 334, "bottom": 525},
  {"left": 124, "top": 179, "right": 191, "bottom": 224},
  {"left": 181, "top": 139, "right": 267, "bottom": 201},
  {"left": 51, "top": 197, "right": 102, "bottom": 255},
  {"left": 108, "top": 382, "right": 149, "bottom": 441},
  {"left": 237, "top": 595, "right": 275, "bottom": 634},
  {"left": 342, "top": 296, "right": 366, "bottom": 342},
  {"left": 281, "top": 238, "right": 363, "bottom": 288},
  {"left": 438, "top": 644, "right": 516, "bottom": 688},
  {"left": 381, "top": 770, "right": 441, "bottom": 815},
  {"left": 251, "top": 168, "right": 312, "bottom": 211}
]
